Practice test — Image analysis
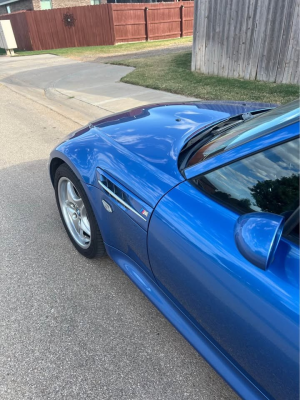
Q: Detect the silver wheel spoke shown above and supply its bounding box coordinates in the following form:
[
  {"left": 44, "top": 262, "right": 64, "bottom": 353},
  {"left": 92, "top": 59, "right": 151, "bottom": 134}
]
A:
[
  {"left": 79, "top": 228, "right": 86, "bottom": 241},
  {"left": 67, "top": 183, "right": 84, "bottom": 209},
  {"left": 73, "top": 215, "right": 80, "bottom": 232},
  {"left": 58, "top": 177, "right": 91, "bottom": 249},
  {"left": 80, "top": 217, "right": 91, "bottom": 237},
  {"left": 74, "top": 197, "right": 83, "bottom": 210},
  {"left": 66, "top": 181, "right": 78, "bottom": 203},
  {"left": 66, "top": 204, "right": 75, "bottom": 217}
]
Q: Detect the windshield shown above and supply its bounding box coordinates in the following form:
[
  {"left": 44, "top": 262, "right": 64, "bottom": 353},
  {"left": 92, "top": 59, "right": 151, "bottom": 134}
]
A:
[{"left": 187, "top": 100, "right": 299, "bottom": 168}]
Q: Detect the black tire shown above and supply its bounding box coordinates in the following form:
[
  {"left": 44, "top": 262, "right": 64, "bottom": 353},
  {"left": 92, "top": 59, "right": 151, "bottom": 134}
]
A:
[{"left": 54, "top": 163, "right": 106, "bottom": 259}]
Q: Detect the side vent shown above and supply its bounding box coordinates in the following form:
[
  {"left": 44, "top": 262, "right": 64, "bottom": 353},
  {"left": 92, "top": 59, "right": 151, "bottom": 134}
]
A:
[
  {"left": 98, "top": 174, "right": 148, "bottom": 221},
  {"left": 100, "top": 175, "right": 126, "bottom": 202}
]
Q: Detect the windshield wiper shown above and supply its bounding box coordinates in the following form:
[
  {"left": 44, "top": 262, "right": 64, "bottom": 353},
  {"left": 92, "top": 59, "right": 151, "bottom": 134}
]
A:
[
  {"left": 178, "top": 109, "right": 268, "bottom": 173},
  {"left": 179, "top": 117, "right": 246, "bottom": 172}
]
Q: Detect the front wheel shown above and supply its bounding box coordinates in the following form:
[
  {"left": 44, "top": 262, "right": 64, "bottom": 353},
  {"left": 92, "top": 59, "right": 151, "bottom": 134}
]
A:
[{"left": 54, "top": 164, "right": 106, "bottom": 258}]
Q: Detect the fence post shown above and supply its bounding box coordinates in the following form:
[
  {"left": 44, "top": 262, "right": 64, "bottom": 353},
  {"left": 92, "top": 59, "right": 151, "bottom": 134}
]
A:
[
  {"left": 107, "top": 4, "right": 116, "bottom": 45},
  {"left": 180, "top": 5, "right": 184, "bottom": 37},
  {"left": 144, "top": 7, "right": 149, "bottom": 41}
]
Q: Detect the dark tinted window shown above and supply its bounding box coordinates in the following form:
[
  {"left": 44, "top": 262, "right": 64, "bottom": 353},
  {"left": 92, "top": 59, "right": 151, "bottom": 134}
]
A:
[
  {"left": 193, "top": 138, "right": 299, "bottom": 218},
  {"left": 186, "top": 100, "right": 299, "bottom": 167}
]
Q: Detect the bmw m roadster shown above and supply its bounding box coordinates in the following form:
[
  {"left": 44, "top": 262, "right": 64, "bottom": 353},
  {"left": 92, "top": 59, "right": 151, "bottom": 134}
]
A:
[{"left": 49, "top": 100, "right": 299, "bottom": 400}]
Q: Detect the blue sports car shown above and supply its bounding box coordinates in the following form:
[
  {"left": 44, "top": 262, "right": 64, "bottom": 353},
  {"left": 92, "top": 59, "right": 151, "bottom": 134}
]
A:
[{"left": 49, "top": 100, "right": 299, "bottom": 400}]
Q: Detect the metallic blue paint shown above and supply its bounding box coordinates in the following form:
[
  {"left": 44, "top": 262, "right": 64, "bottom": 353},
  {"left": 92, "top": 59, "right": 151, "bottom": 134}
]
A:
[
  {"left": 50, "top": 101, "right": 272, "bottom": 206},
  {"left": 148, "top": 182, "right": 299, "bottom": 400},
  {"left": 90, "top": 102, "right": 272, "bottom": 181},
  {"left": 105, "top": 244, "right": 268, "bottom": 400},
  {"left": 96, "top": 168, "right": 153, "bottom": 230},
  {"left": 235, "top": 212, "right": 285, "bottom": 270},
  {"left": 49, "top": 100, "right": 299, "bottom": 400},
  {"left": 85, "top": 183, "right": 154, "bottom": 278}
]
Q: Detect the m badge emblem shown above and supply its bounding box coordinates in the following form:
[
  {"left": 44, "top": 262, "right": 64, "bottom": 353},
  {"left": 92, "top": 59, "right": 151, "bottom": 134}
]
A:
[{"left": 140, "top": 209, "right": 148, "bottom": 217}]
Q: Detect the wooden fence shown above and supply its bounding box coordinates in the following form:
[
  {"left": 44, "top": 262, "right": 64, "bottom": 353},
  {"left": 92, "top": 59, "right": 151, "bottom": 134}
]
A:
[
  {"left": 192, "top": 0, "right": 299, "bottom": 84},
  {"left": 0, "top": 2, "right": 193, "bottom": 51},
  {"left": 111, "top": 2, "right": 193, "bottom": 43},
  {"left": 0, "top": 5, "right": 114, "bottom": 50},
  {"left": 0, "top": 11, "right": 32, "bottom": 50}
]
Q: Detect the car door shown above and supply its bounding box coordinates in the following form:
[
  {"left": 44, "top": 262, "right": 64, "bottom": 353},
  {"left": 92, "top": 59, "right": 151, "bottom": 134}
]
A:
[{"left": 148, "top": 137, "right": 299, "bottom": 400}]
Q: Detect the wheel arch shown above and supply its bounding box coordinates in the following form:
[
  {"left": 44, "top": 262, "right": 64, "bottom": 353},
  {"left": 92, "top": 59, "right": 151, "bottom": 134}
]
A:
[
  {"left": 49, "top": 150, "right": 86, "bottom": 187},
  {"left": 49, "top": 157, "right": 65, "bottom": 186}
]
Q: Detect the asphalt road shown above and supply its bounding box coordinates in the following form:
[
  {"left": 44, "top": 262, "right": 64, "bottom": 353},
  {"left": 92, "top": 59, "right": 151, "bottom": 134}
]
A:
[{"left": 0, "top": 85, "right": 239, "bottom": 400}]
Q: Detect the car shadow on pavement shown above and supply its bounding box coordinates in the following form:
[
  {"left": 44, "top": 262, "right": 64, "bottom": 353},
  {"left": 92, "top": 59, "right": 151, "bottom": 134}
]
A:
[{"left": 0, "top": 158, "right": 240, "bottom": 400}]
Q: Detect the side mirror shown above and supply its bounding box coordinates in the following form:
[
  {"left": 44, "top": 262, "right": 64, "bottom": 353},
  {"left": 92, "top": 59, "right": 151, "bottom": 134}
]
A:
[{"left": 234, "top": 212, "right": 284, "bottom": 270}]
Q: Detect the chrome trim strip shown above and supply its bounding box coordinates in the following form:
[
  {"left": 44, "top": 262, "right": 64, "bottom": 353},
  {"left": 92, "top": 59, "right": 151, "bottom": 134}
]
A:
[{"left": 98, "top": 180, "right": 147, "bottom": 221}]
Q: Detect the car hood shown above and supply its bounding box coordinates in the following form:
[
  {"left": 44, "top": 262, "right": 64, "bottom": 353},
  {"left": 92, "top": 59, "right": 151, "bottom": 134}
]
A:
[
  {"left": 55, "top": 101, "right": 273, "bottom": 207},
  {"left": 90, "top": 101, "right": 272, "bottom": 179}
]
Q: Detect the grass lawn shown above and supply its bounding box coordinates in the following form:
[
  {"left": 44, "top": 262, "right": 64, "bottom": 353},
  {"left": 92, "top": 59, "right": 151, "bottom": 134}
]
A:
[
  {"left": 7, "top": 37, "right": 192, "bottom": 58},
  {"left": 109, "top": 52, "right": 299, "bottom": 104}
]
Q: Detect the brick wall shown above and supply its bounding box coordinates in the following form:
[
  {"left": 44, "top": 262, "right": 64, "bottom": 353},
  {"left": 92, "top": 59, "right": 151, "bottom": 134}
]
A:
[
  {"left": 52, "top": 0, "right": 90, "bottom": 7},
  {"left": 0, "top": 0, "right": 107, "bottom": 15},
  {"left": 0, "top": 0, "right": 35, "bottom": 14},
  {"left": 51, "top": 0, "right": 108, "bottom": 7},
  {"left": 32, "top": 0, "right": 41, "bottom": 9}
]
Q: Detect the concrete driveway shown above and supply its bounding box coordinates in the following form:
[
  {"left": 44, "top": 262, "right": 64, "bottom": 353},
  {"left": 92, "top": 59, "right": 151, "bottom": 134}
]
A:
[
  {"left": 0, "top": 54, "right": 196, "bottom": 125},
  {"left": 0, "top": 55, "right": 239, "bottom": 400}
]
